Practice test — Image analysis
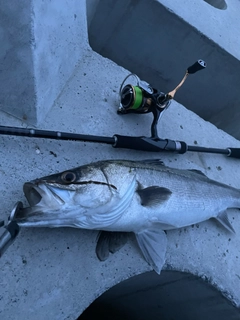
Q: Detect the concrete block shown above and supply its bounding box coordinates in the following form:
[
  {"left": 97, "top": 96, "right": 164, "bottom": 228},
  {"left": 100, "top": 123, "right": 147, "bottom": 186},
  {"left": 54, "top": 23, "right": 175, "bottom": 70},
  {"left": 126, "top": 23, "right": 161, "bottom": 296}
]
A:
[
  {"left": 88, "top": 0, "right": 240, "bottom": 139},
  {"left": 0, "top": 0, "right": 87, "bottom": 125}
]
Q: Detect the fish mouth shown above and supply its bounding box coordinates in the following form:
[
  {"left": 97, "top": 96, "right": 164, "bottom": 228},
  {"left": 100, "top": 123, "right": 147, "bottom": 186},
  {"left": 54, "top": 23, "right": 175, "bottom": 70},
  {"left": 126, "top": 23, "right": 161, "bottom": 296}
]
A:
[
  {"left": 23, "top": 182, "right": 43, "bottom": 206},
  {"left": 11, "top": 182, "right": 65, "bottom": 225},
  {"left": 23, "top": 182, "right": 65, "bottom": 207}
]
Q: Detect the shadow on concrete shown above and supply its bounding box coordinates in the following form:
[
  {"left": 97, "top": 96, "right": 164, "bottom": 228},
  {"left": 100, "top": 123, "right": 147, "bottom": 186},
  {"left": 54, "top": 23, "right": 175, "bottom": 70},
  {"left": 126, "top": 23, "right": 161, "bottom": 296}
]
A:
[
  {"left": 203, "top": 0, "right": 227, "bottom": 10},
  {"left": 79, "top": 270, "right": 240, "bottom": 320}
]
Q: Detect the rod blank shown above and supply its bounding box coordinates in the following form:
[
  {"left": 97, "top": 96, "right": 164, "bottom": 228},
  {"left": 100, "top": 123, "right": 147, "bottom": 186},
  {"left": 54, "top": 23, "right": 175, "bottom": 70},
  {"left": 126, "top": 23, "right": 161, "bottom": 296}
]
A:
[{"left": 0, "top": 126, "right": 114, "bottom": 145}]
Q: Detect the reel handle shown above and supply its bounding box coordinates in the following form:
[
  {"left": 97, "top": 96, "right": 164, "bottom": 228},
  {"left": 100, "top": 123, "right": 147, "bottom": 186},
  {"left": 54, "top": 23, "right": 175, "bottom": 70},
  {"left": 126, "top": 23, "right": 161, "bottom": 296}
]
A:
[{"left": 187, "top": 60, "right": 206, "bottom": 74}]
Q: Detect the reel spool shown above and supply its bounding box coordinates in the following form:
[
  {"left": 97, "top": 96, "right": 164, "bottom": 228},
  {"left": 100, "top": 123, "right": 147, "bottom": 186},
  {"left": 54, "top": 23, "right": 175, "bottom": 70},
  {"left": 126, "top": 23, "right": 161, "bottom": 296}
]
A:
[{"left": 118, "top": 74, "right": 170, "bottom": 115}]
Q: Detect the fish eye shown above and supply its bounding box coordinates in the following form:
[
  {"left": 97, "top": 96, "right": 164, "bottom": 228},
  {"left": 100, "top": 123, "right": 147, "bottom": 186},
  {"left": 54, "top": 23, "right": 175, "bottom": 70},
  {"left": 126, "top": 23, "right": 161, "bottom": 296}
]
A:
[{"left": 61, "top": 171, "right": 77, "bottom": 184}]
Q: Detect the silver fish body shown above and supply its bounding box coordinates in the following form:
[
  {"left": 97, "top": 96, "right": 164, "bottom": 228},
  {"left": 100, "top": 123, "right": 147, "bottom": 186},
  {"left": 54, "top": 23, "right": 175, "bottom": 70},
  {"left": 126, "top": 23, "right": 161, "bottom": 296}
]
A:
[{"left": 13, "top": 159, "right": 240, "bottom": 273}]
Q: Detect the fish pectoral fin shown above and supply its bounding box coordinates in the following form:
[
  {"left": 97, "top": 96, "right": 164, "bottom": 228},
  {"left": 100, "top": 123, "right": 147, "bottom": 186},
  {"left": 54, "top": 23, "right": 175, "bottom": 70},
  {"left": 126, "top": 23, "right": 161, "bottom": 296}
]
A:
[
  {"left": 96, "top": 231, "right": 129, "bottom": 261},
  {"left": 215, "top": 210, "right": 235, "bottom": 234},
  {"left": 135, "top": 227, "right": 167, "bottom": 274},
  {"left": 137, "top": 186, "right": 172, "bottom": 207}
]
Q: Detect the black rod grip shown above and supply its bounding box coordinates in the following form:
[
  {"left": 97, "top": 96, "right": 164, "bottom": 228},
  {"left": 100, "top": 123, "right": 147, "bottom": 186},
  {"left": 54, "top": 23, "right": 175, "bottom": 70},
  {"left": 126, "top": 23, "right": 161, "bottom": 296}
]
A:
[
  {"left": 113, "top": 135, "right": 169, "bottom": 152},
  {"left": 187, "top": 60, "right": 206, "bottom": 74},
  {"left": 227, "top": 148, "right": 240, "bottom": 159}
]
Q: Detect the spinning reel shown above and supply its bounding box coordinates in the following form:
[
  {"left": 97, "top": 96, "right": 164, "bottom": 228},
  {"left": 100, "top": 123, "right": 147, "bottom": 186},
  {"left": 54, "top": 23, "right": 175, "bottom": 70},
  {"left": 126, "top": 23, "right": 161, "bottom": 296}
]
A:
[{"left": 118, "top": 60, "right": 206, "bottom": 138}]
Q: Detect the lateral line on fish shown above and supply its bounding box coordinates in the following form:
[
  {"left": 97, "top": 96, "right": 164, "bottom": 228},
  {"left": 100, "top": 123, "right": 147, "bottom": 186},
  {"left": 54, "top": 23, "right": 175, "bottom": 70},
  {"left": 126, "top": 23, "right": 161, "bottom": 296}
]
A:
[
  {"left": 44, "top": 179, "right": 117, "bottom": 190},
  {"left": 74, "top": 180, "right": 117, "bottom": 190}
]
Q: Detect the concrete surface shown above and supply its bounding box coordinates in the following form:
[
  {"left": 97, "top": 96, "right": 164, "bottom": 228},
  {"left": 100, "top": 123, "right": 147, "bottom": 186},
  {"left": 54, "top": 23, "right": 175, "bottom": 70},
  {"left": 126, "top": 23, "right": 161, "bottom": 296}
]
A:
[
  {"left": 88, "top": 0, "right": 240, "bottom": 139},
  {"left": 0, "top": 0, "right": 84, "bottom": 125},
  {"left": 1, "top": 1, "right": 240, "bottom": 319},
  {"left": 1, "top": 49, "right": 240, "bottom": 319}
]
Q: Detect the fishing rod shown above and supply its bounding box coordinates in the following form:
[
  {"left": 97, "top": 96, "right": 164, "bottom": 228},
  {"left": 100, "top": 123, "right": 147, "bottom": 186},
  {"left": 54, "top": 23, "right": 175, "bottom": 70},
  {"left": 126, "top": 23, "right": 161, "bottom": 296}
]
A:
[
  {"left": 0, "top": 124, "right": 239, "bottom": 158},
  {"left": 1, "top": 60, "right": 240, "bottom": 159}
]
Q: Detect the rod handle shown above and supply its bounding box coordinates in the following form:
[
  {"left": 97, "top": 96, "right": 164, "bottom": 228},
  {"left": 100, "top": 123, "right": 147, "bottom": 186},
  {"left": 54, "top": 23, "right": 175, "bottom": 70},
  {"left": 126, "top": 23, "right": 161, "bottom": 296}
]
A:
[
  {"left": 227, "top": 148, "right": 240, "bottom": 159},
  {"left": 113, "top": 135, "right": 165, "bottom": 151},
  {"left": 113, "top": 135, "right": 188, "bottom": 153},
  {"left": 187, "top": 60, "right": 206, "bottom": 74}
]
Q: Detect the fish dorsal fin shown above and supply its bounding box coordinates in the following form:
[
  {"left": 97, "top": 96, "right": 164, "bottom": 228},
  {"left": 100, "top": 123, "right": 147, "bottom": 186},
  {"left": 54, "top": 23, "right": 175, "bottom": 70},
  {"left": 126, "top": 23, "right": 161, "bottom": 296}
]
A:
[
  {"left": 96, "top": 231, "right": 129, "bottom": 261},
  {"left": 137, "top": 186, "right": 172, "bottom": 207},
  {"left": 139, "top": 159, "right": 165, "bottom": 166},
  {"left": 135, "top": 227, "right": 167, "bottom": 274},
  {"left": 188, "top": 169, "right": 208, "bottom": 177},
  {"left": 215, "top": 210, "right": 235, "bottom": 234}
]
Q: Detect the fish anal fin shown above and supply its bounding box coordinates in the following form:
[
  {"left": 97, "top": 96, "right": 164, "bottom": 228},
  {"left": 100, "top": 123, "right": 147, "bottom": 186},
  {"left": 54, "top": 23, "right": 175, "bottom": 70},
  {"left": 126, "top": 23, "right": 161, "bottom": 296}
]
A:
[
  {"left": 108, "top": 232, "right": 129, "bottom": 253},
  {"left": 96, "top": 231, "right": 129, "bottom": 261},
  {"left": 215, "top": 210, "right": 235, "bottom": 234},
  {"left": 135, "top": 227, "right": 167, "bottom": 274},
  {"left": 137, "top": 186, "right": 172, "bottom": 207}
]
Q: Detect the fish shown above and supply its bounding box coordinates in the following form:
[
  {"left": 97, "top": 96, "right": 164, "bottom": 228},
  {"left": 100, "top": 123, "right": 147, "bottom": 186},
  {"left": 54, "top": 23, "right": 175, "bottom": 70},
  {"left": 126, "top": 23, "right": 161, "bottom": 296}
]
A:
[{"left": 12, "top": 159, "right": 240, "bottom": 274}]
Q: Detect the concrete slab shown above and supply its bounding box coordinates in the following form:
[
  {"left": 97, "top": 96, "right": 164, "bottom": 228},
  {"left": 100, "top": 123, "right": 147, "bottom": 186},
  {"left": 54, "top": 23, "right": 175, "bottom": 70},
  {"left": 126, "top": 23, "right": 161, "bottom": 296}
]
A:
[{"left": 1, "top": 1, "right": 240, "bottom": 319}]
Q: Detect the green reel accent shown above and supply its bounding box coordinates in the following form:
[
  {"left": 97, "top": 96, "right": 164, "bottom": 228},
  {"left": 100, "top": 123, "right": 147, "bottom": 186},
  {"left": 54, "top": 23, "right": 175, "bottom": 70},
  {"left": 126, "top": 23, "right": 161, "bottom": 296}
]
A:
[{"left": 131, "top": 86, "right": 143, "bottom": 110}]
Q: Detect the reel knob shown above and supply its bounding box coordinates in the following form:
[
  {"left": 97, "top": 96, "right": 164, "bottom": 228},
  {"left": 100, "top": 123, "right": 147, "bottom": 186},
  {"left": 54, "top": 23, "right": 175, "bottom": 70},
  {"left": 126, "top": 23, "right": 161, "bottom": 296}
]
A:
[{"left": 187, "top": 60, "right": 206, "bottom": 74}]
